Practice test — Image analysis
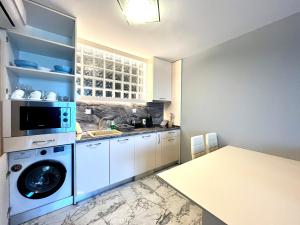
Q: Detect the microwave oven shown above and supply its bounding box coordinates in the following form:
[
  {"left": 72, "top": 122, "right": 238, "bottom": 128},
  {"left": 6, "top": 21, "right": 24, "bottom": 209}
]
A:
[{"left": 10, "top": 101, "right": 76, "bottom": 137}]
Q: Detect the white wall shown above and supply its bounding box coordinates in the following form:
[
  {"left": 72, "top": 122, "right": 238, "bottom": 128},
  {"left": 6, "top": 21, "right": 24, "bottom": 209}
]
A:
[
  {"left": 181, "top": 12, "right": 300, "bottom": 162},
  {"left": 164, "top": 60, "right": 182, "bottom": 125}
]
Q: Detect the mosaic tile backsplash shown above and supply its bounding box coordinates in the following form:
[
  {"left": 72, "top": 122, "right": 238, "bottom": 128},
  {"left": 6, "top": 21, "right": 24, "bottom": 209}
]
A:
[{"left": 77, "top": 101, "right": 164, "bottom": 131}]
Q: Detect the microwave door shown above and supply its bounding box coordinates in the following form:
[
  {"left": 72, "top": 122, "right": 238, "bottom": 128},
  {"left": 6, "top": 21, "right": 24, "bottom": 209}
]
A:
[{"left": 20, "top": 107, "right": 61, "bottom": 130}]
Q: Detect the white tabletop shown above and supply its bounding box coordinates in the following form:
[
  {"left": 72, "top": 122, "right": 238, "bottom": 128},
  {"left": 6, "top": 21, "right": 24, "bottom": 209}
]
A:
[{"left": 158, "top": 146, "right": 300, "bottom": 225}]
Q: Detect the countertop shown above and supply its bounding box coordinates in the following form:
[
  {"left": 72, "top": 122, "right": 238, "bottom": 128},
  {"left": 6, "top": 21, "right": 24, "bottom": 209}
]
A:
[
  {"left": 158, "top": 146, "right": 300, "bottom": 225},
  {"left": 76, "top": 126, "right": 180, "bottom": 143}
]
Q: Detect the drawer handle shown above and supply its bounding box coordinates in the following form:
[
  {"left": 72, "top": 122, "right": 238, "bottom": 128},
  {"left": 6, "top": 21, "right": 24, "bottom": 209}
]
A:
[
  {"left": 87, "top": 143, "right": 102, "bottom": 148},
  {"left": 168, "top": 131, "right": 175, "bottom": 134},
  {"left": 168, "top": 138, "right": 175, "bottom": 142},
  {"left": 32, "top": 139, "right": 55, "bottom": 145},
  {"left": 118, "top": 138, "right": 129, "bottom": 142},
  {"left": 159, "top": 97, "right": 166, "bottom": 99},
  {"left": 142, "top": 135, "right": 151, "bottom": 138}
]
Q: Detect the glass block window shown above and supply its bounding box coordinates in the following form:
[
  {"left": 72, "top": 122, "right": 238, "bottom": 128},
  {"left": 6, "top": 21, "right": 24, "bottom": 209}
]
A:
[{"left": 76, "top": 44, "right": 146, "bottom": 101}]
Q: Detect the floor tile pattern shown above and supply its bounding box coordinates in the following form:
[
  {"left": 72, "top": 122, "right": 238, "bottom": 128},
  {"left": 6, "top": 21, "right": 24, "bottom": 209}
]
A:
[{"left": 22, "top": 175, "right": 202, "bottom": 225}]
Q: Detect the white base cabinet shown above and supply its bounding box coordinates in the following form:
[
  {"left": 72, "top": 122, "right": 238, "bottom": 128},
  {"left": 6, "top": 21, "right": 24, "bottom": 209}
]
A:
[
  {"left": 75, "top": 130, "right": 180, "bottom": 198},
  {"left": 155, "top": 133, "right": 163, "bottom": 168},
  {"left": 134, "top": 133, "right": 156, "bottom": 175},
  {"left": 75, "top": 140, "right": 109, "bottom": 197},
  {"left": 110, "top": 137, "right": 135, "bottom": 184},
  {"left": 161, "top": 130, "right": 180, "bottom": 165}
]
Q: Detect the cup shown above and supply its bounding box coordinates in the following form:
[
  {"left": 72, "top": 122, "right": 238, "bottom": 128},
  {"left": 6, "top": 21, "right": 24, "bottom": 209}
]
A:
[
  {"left": 45, "top": 92, "right": 57, "bottom": 101},
  {"left": 11, "top": 89, "right": 25, "bottom": 99},
  {"left": 29, "top": 91, "right": 42, "bottom": 100}
]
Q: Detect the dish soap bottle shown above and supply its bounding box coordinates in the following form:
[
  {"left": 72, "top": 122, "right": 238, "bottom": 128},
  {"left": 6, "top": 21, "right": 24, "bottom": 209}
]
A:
[{"left": 110, "top": 120, "right": 116, "bottom": 130}]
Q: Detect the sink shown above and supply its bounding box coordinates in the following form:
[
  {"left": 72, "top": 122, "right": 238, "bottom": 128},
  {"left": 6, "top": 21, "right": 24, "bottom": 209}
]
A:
[{"left": 88, "top": 130, "right": 122, "bottom": 137}]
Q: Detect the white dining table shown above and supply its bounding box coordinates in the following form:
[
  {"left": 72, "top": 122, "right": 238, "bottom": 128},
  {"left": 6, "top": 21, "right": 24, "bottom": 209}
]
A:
[{"left": 158, "top": 146, "right": 300, "bottom": 225}]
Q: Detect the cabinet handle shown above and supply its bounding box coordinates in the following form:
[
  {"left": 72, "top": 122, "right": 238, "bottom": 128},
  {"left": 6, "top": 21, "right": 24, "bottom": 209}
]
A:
[
  {"left": 142, "top": 135, "right": 151, "bottom": 138},
  {"left": 32, "top": 139, "right": 55, "bottom": 145},
  {"left": 158, "top": 134, "right": 160, "bottom": 144},
  {"left": 168, "top": 138, "right": 175, "bottom": 142},
  {"left": 118, "top": 138, "right": 129, "bottom": 143},
  {"left": 87, "top": 142, "right": 102, "bottom": 148}
]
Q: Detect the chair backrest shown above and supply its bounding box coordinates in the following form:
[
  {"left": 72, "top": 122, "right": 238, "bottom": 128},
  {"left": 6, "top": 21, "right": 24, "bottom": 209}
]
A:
[
  {"left": 191, "top": 135, "right": 205, "bottom": 159},
  {"left": 205, "top": 132, "right": 219, "bottom": 153}
]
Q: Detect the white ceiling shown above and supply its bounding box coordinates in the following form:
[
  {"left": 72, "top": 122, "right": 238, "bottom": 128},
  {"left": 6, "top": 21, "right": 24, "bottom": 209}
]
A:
[{"left": 34, "top": 0, "right": 300, "bottom": 61}]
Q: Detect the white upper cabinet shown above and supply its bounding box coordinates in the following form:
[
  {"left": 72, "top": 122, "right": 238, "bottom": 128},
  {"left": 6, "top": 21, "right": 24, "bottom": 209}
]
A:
[
  {"left": 134, "top": 133, "right": 156, "bottom": 175},
  {"left": 110, "top": 137, "right": 135, "bottom": 184},
  {"left": 75, "top": 140, "right": 109, "bottom": 199},
  {"left": 148, "top": 57, "right": 172, "bottom": 102}
]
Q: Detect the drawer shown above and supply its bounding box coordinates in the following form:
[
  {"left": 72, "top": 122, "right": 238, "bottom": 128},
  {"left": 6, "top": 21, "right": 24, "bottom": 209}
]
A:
[
  {"left": 77, "top": 139, "right": 109, "bottom": 149},
  {"left": 160, "top": 130, "right": 180, "bottom": 139}
]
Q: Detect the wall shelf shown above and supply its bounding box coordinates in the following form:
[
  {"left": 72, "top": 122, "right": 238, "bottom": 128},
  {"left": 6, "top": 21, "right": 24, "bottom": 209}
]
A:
[
  {"left": 23, "top": 0, "right": 75, "bottom": 39},
  {"left": 7, "top": 31, "right": 75, "bottom": 60},
  {"left": 7, "top": 66, "right": 75, "bottom": 82}
]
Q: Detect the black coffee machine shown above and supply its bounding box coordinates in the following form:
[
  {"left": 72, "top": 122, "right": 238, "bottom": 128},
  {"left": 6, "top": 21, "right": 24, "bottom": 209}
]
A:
[{"left": 145, "top": 115, "right": 153, "bottom": 128}]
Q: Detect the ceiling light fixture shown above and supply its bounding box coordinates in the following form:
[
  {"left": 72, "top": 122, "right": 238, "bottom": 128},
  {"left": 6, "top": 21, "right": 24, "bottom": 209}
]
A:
[{"left": 117, "top": 0, "right": 160, "bottom": 24}]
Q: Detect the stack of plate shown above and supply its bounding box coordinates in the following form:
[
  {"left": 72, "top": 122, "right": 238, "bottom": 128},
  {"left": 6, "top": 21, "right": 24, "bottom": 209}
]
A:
[{"left": 14, "top": 60, "right": 38, "bottom": 69}]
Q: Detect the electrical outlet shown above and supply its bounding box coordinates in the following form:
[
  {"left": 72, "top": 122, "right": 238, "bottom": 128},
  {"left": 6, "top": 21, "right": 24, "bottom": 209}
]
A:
[
  {"left": 85, "top": 108, "right": 92, "bottom": 115},
  {"left": 132, "top": 108, "right": 137, "bottom": 113}
]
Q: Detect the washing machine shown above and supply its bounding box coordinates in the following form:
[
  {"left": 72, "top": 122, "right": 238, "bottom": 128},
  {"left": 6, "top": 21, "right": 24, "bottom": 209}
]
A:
[{"left": 8, "top": 145, "right": 73, "bottom": 224}]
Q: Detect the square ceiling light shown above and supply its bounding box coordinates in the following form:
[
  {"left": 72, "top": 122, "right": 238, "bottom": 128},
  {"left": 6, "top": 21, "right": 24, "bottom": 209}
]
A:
[{"left": 117, "top": 0, "right": 160, "bottom": 24}]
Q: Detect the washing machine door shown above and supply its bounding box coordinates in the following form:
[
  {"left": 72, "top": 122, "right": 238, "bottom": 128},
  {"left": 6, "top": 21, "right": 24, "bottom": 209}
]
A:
[{"left": 17, "top": 160, "right": 67, "bottom": 199}]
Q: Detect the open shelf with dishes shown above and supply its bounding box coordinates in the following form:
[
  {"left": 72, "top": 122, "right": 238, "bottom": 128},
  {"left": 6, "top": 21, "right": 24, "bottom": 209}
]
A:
[
  {"left": 7, "top": 66, "right": 75, "bottom": 81},
  {"left": 6, "top": 67, "right": 74, "bottom": 102},
  {"left": 1, "top": 2, "right": 76, "bottom": 103}
]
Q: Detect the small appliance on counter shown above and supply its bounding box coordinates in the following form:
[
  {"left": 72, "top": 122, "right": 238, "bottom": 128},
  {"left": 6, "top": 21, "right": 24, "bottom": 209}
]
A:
[
  {"left": 130, "top": 119, "right": 143, "bottom": 128},
  {"left": 145, "top": 115, "right": 153, "bottom": 128}
]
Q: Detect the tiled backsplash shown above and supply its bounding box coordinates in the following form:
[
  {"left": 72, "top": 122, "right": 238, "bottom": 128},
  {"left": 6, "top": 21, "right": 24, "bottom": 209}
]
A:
[{"left": 77, "top": 101, "right": 164, "bottom": 131}]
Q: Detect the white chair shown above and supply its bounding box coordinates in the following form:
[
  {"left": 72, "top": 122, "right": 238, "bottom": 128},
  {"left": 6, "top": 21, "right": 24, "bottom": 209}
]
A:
[
  {"left": 191, "top": 135, "right": 206, "bottom": 159},
  {"left": 205, "top": 132, "right": 219, "bottom": 153}
]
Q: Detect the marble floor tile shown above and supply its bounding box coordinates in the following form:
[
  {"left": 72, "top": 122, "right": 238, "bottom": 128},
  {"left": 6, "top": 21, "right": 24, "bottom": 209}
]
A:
[{"left": 22, "top": 175, "right": 202, "bottom": 225}]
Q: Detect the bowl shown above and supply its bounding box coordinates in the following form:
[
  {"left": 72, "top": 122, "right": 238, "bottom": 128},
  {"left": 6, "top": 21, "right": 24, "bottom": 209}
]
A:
[
  {"left": 53, "top": 65, "right": 72, "bottom": 74},
  {"left": 14, "top": 60, "right": 38, "bottom": 69},
  {"left": 38, "top": 66, "right": 52, "bottom": 72}
]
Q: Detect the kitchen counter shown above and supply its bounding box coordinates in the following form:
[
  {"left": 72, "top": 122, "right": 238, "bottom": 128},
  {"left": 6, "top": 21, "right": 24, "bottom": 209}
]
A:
[
  {"left": 158, "top": 146, "right": 300, "bottom": 225},
  {"left": 76, "top": 126, "right": 180, "bottom": 143}
]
